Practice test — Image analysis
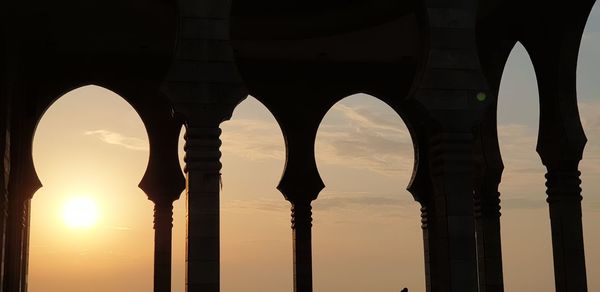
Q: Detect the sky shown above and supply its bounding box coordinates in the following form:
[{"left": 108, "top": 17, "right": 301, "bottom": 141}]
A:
[{"left": 25, "top": 4, "right": 600, "bottom": 292}]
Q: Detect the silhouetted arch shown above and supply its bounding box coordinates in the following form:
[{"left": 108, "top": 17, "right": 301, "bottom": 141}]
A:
[
  {"left": 29, "top": 85, "right": 155, "bottom": 292},
  {"left": 314, "top": 93, "right": 423, "bottom": 292},
  {"left": 495, "top": 42, "right": 555, "bottom": 291}
]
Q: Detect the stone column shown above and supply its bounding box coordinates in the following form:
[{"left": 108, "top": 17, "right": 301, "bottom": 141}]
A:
[
  {"left": 544, "top": 167, "right": 586, "bottom": 292},
  {"left": 3, "top": 197, "right": 25, "bottom": 292},
  {"left": 426, "top": 133, "right": 479, "bottom": 292},
  {"left": 162, "top": 0, "right": 246, "bottom": 289},
  {"left": 134, "top": 91, "right": 185, "bottom": 292},
  {"left": 153, "top": 200, "right": 175, "bottom": 292},
  {"left": 183, "top": 126, "right": 223, "bottom": 291},
  {"left": 3, "top": 111, "right": 40, "bottom": 292},
  {"left": 290, "top": 200, "right": 314, "bottom": 292},
  {"left": 243, "top": 88, "right": 329, "bottom": 292},
  {"left": 473, "top": 106, "right": 504, "bottom": 292},
  {"left": 0, "top": 165, "right": 6, "bottom": 292},
  {"left": 411, "top": 132, "right": 481, "bottom": 292},
  {"left": 473, "top": 183, "right": 503, "bottom": 292},
  {"left": 407, "top": 0, "right": 489, "bottom": 290},
  {"left": 274, "top": 117, "right": 324, "bottom": 292},
  {"left": 406, "top": 129, "right": 436, "bottom": 292},
  {"left": 0, "top": 91, "right": 10, "bottom": 292},
  {"left": 3, "top": 198, "right": 32, "bottom": 292},
  {"left": 19, "top": 200, "right": 30, "bottom": 292},
  {"left": 0, "top": 23, "right": 14, "bottom": 289},
  {"left": 523, "top": 16, "right": 590, "bottom": 289}
]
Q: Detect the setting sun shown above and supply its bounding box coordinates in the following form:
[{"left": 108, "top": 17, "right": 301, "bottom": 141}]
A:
[{"left": 62, "top": 197, "right": 100, "bottom": 228}]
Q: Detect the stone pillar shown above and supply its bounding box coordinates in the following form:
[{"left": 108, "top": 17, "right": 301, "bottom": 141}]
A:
[
  {"left": 544, "top": 167, "right": 586, "bottom": 292},
  {"left": 412, "top": 133, "right": 480, "bottom": 292},
  {"left": 184, "top": 126, "right": 223, "bottom": 292},
  {"left": 3, "top": 197, "right": 25, "bottom": 292},
  {"left": 418, "top": 201, "right": 434, "bottom": 292},
  {"left": 0, "top": 160, "right": 6, "bottom": 292},
  {"left": 3, "top": 199, "right": 32, "bottom": 292},
  {"left": 473, "top": 184, "right": 503, "bottom": 292},
  {"left": 274, "top": 117, "right": 324, "bottom": 292},
  {"left": 425, "top": 133, "right": 479, "bottom": 292},
  {"left": 0, "top": 93, "right": 10, "bottom": 292},
  {"left": 522, "top": 8, "right": 591, "bottom": 289},
  {"left": 162, "top": 0, "right": 246, "bottom": 289},
  {"left": 407, "top": 0, "right": 489, "bottom": 290},
  {"left": 19, "top": 200, "right": 30, "bottom": 292},
  {"left": 406, "top": 130, "right": 436, "bottom": 292},
  {"left": 153, "top": 200, "right": 174, "bottom": 292},
  {"left": 0, "top": 21, "right": 13, "bottom": 289},
  {"left": 290, "top": 200, "right": 313, "bottom": 292},
  {"left": 473, "top": 96, "right": 504, "bottom": 292},
  {"left": 3, "top": 112, "right": 40, "bottom": 292},
  {"left": 134, "top": 91, "right": 185, "bottom": 292}
]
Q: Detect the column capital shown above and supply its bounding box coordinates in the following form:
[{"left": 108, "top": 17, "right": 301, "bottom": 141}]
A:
[
  {"left": 162, "top": 0, "right": 247, "bottom": 128},
  {"left": 138, "top": 108, "right": 185, "bottom": 204},
  {"left": 276, "top": 128, "right": 324, "bottom": 203}
]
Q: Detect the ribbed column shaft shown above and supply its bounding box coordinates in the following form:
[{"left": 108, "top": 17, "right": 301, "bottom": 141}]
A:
[
  {"left": 0, "top": 182, "right": 6, "bottom": 292},
  {"left": 545, "top": 169, "right": 587, "bottom": 292},
  {"left": 520, "top": 13, "right": 590, "bottom": 290},
  {"left": 0, "top": 131, "right": 7, "bottom": 292},
  {"left": 474, "top": 191, "right": 503, "bottom": 292},
  {"left": 184, "top": 127, "right": 222, "bottom": 292},
  {"left": 19, "top": 200, "right": 29, "bottom": 292},
  {"left": 291, "top": 201, "right": 313, "bottom": 292},
  {"left": 420, "top": 205, "right": 433, "bottom": 292},
  {"left": 153, "top": 201, "right": 174, "bottom": 292},
  {"left": 3, "top": 198, "right": 25, "bottom": 292}
]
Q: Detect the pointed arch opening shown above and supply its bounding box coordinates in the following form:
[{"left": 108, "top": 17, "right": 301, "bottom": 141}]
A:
[
  {"left": 313, "top": 93, "right": 423, "bottom": 292},
  {"left": 496, "top": 42, "right": 554, "bottom": 291},
  {"left": 29, "top": 85, "right": 153, "bottom": 292}
]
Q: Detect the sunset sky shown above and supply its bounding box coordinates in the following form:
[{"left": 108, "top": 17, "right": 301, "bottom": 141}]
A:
[{"left": 25, "top": 4, "right": 600, "bottom": 292}]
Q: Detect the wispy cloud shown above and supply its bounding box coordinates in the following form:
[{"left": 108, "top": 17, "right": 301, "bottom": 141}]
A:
[
  {"left": 217, "top": 96, "right": 600, "bottom": 213},
  {"left": 221, "top": 119, "right": 285, "bottom": 160},
  {"left": 223, "top": 198, "right": 289, "bottom": 213},
  {"left": 314, "top": 192, "right": 414, "bottom": 211},
  {"left": 332, "top": 104, "right": 408, "bottom": 136},
  {"left": 103, "top": 225, "right": 133, "bottom": 231},
  {"left": 497, "top": 123, "right": 541, "bottom": 175},
  {"left": 220, "top": 102, "right": 414, "bottom": 176},
  {"left": 315, "top": 103, "right": 413, "bottom": 176},
  {"left": 84, "top": 129, "right": 148, "bottom": 151},
  {"left": 221, "top": 191, "right": 417, "bottom": 221}
]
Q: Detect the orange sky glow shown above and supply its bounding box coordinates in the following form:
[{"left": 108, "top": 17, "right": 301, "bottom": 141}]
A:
[{"left": 24, "top": 5, "right": 600, "bottom": 291}]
